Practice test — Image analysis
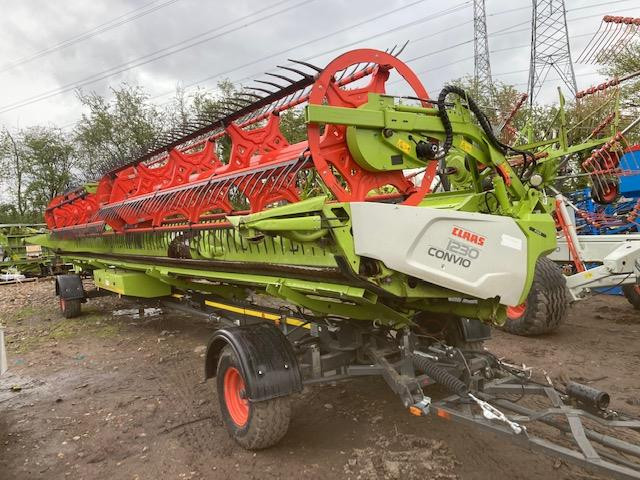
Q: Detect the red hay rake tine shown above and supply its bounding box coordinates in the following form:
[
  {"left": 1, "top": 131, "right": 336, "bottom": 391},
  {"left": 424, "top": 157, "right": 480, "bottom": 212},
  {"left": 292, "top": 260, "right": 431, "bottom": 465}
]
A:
[
  {"left": 578, "top": 16, "right": 640, "bottom": 64},
  {"left": 499, "top": 93, "right": 527, "bottom": 142}
]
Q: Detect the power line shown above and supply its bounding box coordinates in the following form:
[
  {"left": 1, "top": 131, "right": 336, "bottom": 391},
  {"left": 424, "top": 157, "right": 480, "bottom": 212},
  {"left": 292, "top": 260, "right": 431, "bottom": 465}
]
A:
[
  {"left": 0, "top": 0, "right": 466, "bottom": 115},
  {"left": 164, "top": 1, "right": 470, "bottom": 100},
  {"left": 399, "top": 2, "right": 639, "bottom": 88},
  {"left": 0, "top": 0, "right": 314, "bottom": 114},
  {"left": 0, "top": 0, "right": 182, "bottom": 74},
  {"left": 61, "top": 0, "right": 469, "bottom": 131},
  {"left": 6, "top": 0, "right": 633, "bottom": 120},
  {"left": 79, "top": 0, "right": 631, "bottom": 115}
]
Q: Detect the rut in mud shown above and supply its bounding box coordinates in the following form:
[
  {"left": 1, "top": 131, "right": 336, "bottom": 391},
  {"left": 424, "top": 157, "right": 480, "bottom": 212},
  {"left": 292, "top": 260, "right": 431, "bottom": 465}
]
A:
[{"left": 0, "top": 279, "right": 639, "bottom": 480}]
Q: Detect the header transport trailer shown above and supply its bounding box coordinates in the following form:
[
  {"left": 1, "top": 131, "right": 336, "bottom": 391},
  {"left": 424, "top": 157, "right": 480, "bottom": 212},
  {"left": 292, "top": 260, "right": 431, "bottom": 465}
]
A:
[{"left": 31, "top": 49, "right": 640, "bottom": 478}]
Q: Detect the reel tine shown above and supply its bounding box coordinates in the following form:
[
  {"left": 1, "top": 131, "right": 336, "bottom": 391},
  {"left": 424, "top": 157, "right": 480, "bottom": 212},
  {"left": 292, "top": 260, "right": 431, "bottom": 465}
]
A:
[
  {"left": 288, "top": 58, "right": 323, "bottom": 73},
  {"left": 184, "top": 184, "right": 201, "bottom": 210},
  {"left": 387, "top": 44, "right": 398, "bottom": 56},
  {"left": 237, "top": 92, "right": 263, "bottom": 100},
  {"left": 193, "top": 182, "right": 211, "bottom": 210},
  {"left": 196, "top": 113, "right": 216, "bottom": 123},
  {"left": 266, "top": 72, "right": 297, "bottom": 85},
  {"left": 269, "top": 163, "right": 291, "bottom": 193},
  {"left": 226, "top": 99, "right": 250, "bottom": 110},
  {"left": 189, "top": 120, "right": 210, "bottom": 128},
  {"left": 149, "top": 192, "right": 167, "bottom": 217},
  {"left": 211, "top": 177, "right": 231, "bottom": 202},
  {"left": 395, "top": 40, "right": 409, "bottom": 57},
  {"left": 247, "top": 86, "right": 276, "bottom": 95},
  {"left": 245, "top": 170, "right": 266, "bottom": 198},
  {"left": 231, "top": 96, "right": 254, "bottom": 106},
  {"left": 272, "top": 160, "right": 298, "bottom": 192},
  {"left": 255, "top": 79, "right": 285, "bottom": 90},
  {"left": 208, "top": 108, "right": 233, "bottom": 119},
  {"left": 277, "top": 65, "right": 313, "bottom": 79},
  {"left": 342, "top": 62, "right": 361, "bottom": 80}
]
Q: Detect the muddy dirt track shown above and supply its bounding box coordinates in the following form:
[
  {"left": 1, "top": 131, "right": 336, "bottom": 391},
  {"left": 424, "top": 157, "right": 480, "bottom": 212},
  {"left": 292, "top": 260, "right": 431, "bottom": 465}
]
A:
[{"left": 0, "top": 279, "right": 639, "bottom": 480}]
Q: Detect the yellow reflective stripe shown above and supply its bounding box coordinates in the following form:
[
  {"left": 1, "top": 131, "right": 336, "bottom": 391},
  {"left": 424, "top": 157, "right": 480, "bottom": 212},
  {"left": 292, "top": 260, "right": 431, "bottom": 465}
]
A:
[{"left": 204, "top": 299, "right": 310, "bottom": 329}]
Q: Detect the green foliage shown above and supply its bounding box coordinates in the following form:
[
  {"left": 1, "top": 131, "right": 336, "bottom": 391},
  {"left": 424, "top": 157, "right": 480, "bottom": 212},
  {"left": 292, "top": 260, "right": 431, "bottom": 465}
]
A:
[
  {"left": 279, "top": 108, "right": 307, "bottom": 144},
  {"left": 21, "top": 127, "right": 77, "bottom": 213},
  {"left": 0, "top": 127, "right": 76, "bottom": 220},
  {"left": 75, "top": 84, "right": 162, "bottom": 178},
  {"left": 450, "top": 76, "right": 524, "bottom": 125},
  {"left": 0, "top": 204, "right": 20, "bottom": 223}
]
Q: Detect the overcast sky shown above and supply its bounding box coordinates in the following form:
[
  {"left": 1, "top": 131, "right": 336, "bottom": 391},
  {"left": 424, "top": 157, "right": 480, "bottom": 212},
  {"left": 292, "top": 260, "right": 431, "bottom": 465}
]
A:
[{"left": 0, "top": 0, "right": 637, "bottom": 131}]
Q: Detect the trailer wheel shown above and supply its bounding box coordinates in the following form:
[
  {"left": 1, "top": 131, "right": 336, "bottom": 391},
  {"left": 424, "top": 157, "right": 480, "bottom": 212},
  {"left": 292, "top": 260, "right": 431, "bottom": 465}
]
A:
[
  {"left": 622, "top": 284, "right": 640, "bottom": 310},
  {"left": 501, "top": 257, "right": 568, "bottom": 336},
  {"left": 216, "top": 346, "right": 291, "bottom": 450},
  {"left": 59, "top": 297, "right": 81, "bottom": 319}
]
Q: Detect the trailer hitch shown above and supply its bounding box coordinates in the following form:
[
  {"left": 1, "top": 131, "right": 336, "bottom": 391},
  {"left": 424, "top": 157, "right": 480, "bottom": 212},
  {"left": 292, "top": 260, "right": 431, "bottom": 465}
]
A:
[
  {"left": 467, "top": 392, "right": 525, "bottom": 435},
  {"left": 433, "top": 376, "right": 640, "bottom": 480}
]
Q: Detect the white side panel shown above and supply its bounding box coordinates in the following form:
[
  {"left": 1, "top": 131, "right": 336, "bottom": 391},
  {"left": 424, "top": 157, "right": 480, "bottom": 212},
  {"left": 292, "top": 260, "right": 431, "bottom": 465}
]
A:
[
  {"left": 550, "top": 233, "right": 640, "bottom": 263},
  {"left": 350, "top": 203, "right": 528, "bottom": 306}
]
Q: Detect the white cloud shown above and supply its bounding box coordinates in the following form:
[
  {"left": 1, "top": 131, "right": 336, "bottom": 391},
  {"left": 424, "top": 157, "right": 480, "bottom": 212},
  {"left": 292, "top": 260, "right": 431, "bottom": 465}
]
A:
[{"left": 0, "top": 0, "right": 636, "bottom": 129}]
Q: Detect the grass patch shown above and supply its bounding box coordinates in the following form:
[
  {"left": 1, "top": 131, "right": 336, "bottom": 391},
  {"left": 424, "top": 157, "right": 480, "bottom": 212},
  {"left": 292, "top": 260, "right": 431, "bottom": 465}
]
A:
[
  {"left": 7, "top": 312, "right": 122, "bottom": 354},
  {"left": 1, "top": 305, "right": 58, "bottom": 326}
]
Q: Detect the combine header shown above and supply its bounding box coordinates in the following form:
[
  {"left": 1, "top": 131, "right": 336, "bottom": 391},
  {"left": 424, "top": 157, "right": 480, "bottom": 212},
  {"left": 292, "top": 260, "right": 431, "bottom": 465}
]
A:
[{"left": 32, "top": 49, "right": 640, "bottom": 478}]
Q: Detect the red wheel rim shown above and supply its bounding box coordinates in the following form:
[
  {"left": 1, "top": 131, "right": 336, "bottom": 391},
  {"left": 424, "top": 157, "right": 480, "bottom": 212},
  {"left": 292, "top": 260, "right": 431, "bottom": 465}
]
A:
[
  {"left": 224, "top": 367, "right": 249, "bottom": 427},
  {"left": 507, "top": 302, "right": 526, "bottom": 320}
]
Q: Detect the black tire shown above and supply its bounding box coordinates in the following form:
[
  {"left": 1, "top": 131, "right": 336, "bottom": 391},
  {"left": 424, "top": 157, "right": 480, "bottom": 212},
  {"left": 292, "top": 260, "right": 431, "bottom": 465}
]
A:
[
  {"left": 59, "top": 297, "right": 81, "bottom": 319},
  {"left": 501, "top": 257, "right": 569, "bottom": 336},
  {"left": 216, "top": 346, "right": 291, "bottom": 450},
  {"left": 622, "top": 284, "right": 640, "bottom": 310}
]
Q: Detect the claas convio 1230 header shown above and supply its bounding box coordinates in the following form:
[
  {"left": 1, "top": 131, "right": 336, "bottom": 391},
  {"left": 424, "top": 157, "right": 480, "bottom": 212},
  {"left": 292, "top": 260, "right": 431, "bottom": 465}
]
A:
[{"left": 32, "top": 49, "right": 640, "bottom": 479}]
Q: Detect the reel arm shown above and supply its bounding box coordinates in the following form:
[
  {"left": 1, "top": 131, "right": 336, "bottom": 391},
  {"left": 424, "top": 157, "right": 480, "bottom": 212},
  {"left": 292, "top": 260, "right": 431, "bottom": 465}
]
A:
[{"left": 305, "top": 92, "right": 548, "bottom": 216}]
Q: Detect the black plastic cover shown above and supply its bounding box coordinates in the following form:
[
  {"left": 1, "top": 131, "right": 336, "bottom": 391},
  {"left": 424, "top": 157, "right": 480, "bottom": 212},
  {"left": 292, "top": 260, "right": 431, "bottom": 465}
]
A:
[
  {"left": 204, "top": 323, "right": 303, "bottom": 402},
  {"left": 55, "top": 274, "right": 85, "bottom": 300},
  {"left": 458, "top": 317, "right": 492, "bottom": 342}
]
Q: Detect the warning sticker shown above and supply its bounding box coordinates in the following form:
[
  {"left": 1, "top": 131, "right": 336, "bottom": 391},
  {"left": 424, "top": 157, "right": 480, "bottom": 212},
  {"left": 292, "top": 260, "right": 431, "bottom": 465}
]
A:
[
  {"left": 396, "top": 138, "right": 411, "bottom": 154},
  {"left": 500, "top": 234, "right": 522, "bottom": 250},
  {"left": 459, "top": 140, "right": 473, "bottom": 154}
]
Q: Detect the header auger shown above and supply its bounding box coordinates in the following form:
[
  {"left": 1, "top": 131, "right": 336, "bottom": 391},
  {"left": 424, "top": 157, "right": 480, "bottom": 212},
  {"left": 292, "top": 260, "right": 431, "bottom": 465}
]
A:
[{"left": 33, "top": 49, "right": 640, "bottom": 479}]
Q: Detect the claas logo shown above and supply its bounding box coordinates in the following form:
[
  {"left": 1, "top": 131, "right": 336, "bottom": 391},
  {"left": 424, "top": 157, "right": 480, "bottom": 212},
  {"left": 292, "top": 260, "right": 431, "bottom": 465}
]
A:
[{"left": 451, "top": 226, "right": 486, "bottom": 247}]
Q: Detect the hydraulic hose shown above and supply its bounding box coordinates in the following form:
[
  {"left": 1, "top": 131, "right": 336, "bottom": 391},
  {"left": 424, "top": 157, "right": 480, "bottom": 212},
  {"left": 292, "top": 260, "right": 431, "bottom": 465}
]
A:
[
  {"left": 412, "top": 354, "right": 468, "bottom": 397},
  {"left": 436, "top": 85, "right": 536, "bottom": 181}
]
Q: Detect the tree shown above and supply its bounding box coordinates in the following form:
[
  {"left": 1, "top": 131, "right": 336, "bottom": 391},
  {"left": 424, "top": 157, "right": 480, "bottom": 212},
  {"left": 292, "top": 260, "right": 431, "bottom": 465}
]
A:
[
  {"left": 279, "top": 108, "right": 306, "bottom": 144},
  {"left": 0, "top": 129, "right": 28, "bottom": 217},
  {"left": 0, "top": 127, "right": 77, "bottom": 221},
  {"left": 75, "top": 84, "right": 163, "bottom": 179},
  {"left": 21, "top": 127, "right": 77, "bottom": 215}
]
